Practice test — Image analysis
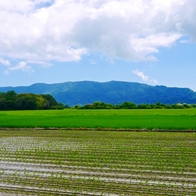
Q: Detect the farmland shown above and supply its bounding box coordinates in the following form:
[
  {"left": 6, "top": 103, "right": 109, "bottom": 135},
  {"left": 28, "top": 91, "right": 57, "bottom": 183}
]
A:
[
  {"left": 0, "top": 129, "right": 195, "bottom": 195},
  {"left": 0, "top": 109, "right": 196, "bottom": 195},
  {"left": 0, "top": 108, "right": 196, "bottom": 130}
]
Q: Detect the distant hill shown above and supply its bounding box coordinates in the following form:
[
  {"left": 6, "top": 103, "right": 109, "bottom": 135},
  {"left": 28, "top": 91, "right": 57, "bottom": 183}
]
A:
[{"left": 0, "top": 81, "right": 196, "bottom": 106}]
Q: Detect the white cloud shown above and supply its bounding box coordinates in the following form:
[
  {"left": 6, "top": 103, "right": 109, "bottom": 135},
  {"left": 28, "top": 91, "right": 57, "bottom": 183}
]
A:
[
  {"left": 0, "top": 0, "right": 196, "bottom": 68},
  {"left": 132, "top": 69, "right": 149, "bottom": 81},
  {"left": 0, "top": 58, "right": 10, "bottom": 66},
  {"left": 151, "top": 78, "right": 158, "bottom": 84},
  {"left": 5, "top": 61, "right": 34, "bottom": 74},
  {"left": 0, "top": 0, "right": 53, "bottom": 13},
  {"left": 129, "top": 33, "right": 181, "bottom": 61},
  {"left": 89, "top": 60, "right": 97, "bottom": 65},
  {"left": 180, "top": 39, "right": 189, "bottom": 43},
  {"left": 132, "top": 69, "right": 158, "bottom": 84},
  {"left": 28, "top": 60, "right": 52, "bottom": 67}
]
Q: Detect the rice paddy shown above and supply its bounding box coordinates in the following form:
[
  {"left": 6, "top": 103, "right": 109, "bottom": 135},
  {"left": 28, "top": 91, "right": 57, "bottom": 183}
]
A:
[
  {"left": 0, "top": 129, "right": 195, "bottom": 195},
  {"left": 0, "top": 109, "right": 196, "bottom": 130}
]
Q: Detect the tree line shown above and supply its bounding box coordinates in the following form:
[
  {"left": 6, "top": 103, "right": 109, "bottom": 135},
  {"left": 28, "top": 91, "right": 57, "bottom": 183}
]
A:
[
  {"left": 0, "top": 91, "right": 64, "bottom": 110},
  {"left": 75, "top": 101, "right": 196, "bottom": 109},
  {"left": 1, "top": 91, "right": 195, "bottom": 110}
]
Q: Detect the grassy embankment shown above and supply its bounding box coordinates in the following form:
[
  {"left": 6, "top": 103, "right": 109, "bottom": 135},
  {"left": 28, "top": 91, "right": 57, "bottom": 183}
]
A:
[{"left": 0, "top": 109, "right": 196, "bottom": 130}]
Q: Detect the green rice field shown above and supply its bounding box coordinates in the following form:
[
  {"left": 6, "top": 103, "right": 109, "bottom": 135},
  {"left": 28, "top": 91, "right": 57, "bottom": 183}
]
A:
[
  {"left": 0, "top": 109, "right": 196, "bottom": 130},
  {"left": 0, "top": 129, "right": 195, "bottom": 195}
]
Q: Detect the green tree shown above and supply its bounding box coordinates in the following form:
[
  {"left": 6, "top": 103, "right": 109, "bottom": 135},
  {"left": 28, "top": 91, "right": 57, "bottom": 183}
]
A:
[
  {"left": 0, "top": 92, "right": 7, "bottom": 110},
  {"left": 41, "top": 94, "right": 58, "bottom": 108},
  {"left": 15, "top": 94, "right": 37, "bottom": 110},
  {"left": 121, "top": 102, "right": 137, "bottom": 109},
  {"left": 5, "top": 91, "right": 17, "bottom": 109}
]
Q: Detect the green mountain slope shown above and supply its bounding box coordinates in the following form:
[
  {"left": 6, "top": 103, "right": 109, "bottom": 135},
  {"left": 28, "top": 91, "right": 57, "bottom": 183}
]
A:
[{"left": 0, "top": 81, "right": 196, "bottom": 106}]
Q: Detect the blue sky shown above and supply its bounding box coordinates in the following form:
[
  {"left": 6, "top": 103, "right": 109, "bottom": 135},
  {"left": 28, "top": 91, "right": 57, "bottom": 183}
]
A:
[{"left": 0, "top": 0, "right": 196, "bottom": 91}]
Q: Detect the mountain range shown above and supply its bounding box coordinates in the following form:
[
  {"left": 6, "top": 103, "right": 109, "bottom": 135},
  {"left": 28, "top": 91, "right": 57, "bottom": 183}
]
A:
[{"left": 0, "top": 81, "right": 196, "bottom": 106}]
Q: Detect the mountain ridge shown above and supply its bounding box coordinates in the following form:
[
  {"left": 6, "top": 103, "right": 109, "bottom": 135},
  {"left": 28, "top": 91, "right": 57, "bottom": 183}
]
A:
[{"left": 0, "top": 81, "right": 196, "bottom": 106}]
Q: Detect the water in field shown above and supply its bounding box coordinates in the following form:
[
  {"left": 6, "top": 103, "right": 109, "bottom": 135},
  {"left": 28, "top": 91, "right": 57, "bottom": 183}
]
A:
[{"left": 0, "top": 130, "right": 195, "bottom": 195}]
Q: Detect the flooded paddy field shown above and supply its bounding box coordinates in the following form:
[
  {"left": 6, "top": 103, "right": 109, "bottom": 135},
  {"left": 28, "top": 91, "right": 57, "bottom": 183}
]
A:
[{"left": 0, "top": 129, "right": 195, "bottom": 195}]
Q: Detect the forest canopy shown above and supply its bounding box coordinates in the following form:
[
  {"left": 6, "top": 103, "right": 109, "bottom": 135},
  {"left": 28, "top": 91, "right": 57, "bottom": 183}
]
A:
[{"left": 0, "top": 91, "right": 63, "bottom": 110}]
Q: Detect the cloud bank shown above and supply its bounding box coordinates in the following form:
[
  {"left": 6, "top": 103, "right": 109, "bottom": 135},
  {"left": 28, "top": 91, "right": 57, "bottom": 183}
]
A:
[{"left": 0, "top": 0, "right": 196, "bottom": 67}]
